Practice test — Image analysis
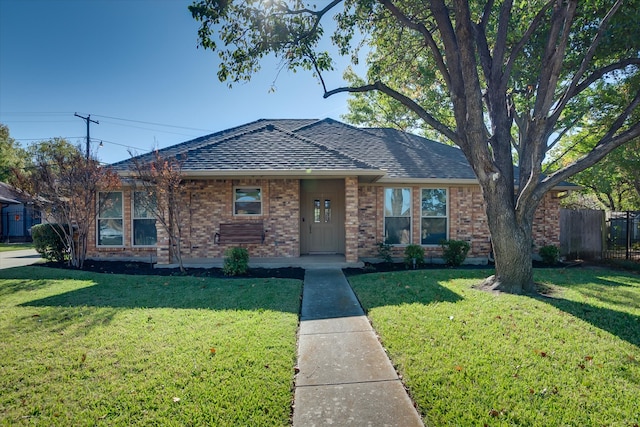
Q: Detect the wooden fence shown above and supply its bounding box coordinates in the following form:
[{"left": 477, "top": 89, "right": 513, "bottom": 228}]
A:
[{"left": 559, "top": 209, "right": 604, "bottom": 260}]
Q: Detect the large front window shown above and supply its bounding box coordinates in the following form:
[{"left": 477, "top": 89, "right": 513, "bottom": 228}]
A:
[
  {"left": 384, "top": 188, "right": 411, "bottom": 245},
  {"left": 132, "top": 191, "right": 157, "bottom": 246},
  {"left": 98, "top": 192, "right": 123, "bottom": 246},
  {"left": 421, "top": 188, "right": 447, "bottom": 245},
  {"left": 234, "top": 187, "right": 262, "bottom": 215}
]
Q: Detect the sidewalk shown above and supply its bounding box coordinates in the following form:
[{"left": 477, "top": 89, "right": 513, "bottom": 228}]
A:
[
  {"left": 293, "top": 268, "right": 424, "bottom": 426},
  {"left": 0, "top": 249, "right": 42, "bottom": 270}
]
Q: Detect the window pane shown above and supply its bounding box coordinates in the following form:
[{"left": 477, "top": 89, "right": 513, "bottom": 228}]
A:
[
  {"left": 99, "top": 219, "right": 123, "bottom": 246},
  {"left": 235, "top": 188, "right": 261, "bottom": 215},
  {"left": 384, "top": 188, "right": 411, "bottom": 217},
  {"left": 324, "top": 199, "right": 331, "bottom": 223},
  {"left": 421, "top": 189, "right": 447, "bottom": 217},
  {"left": 134, "top": 191, "right": 156, "bottom": 219},
  {"left": 313, "top": 199, "right": 320, "bottom": 222},
  {"left": 421, "top": 218, "right": 447, "bottom": 245},
  {"left": 99, "top": 192, "right": 123, "bottom": 218},
  {"left": 133, "top": 219, "right": 157, "bottom": 246},
  {"left": 385, "top": 217, "right": 411, "bottom": 245}
]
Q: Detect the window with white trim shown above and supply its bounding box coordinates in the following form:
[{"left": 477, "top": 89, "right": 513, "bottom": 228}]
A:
[
  {"left": 234, "top": 187, "right": 262, "bottom": 215},
  {"left": 421, "top": 188, "right": 447, "bottom": 245},
  {"left": 384, "top": 188, "right": 411, "bottom": 245},
  {"left": 132, "top": 191, "right": 157, "bottom": 246},
  {"left": 97, "top": 191, "right": 123, "bottom": 246}
]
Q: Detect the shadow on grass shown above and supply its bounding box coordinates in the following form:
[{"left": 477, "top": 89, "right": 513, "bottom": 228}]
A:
[
  {"left": 538, "top": 296, "right": 640, "bottom": 348},
  {"left": 350, "top": 278, "right": 464, "bottom": 311},
  {"left": 12, "top": 272, "right": 301, "bottom": 314}
]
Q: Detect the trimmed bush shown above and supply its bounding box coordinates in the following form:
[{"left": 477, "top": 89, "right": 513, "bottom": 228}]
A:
[
  {"left": 31, "top": 223, "right": 68, "bottom": 262},
  {"left": 441, "top": 239, "right": 471, "bottom": 267},
  {"left": 539, "top": 245, "right": 560, "bottom": 266},
  {"left": 223, "top": 247, "right": 250, "bottom": 276},
  {"left": 404, "top": 244, "right": 425, "bottom": 268}
]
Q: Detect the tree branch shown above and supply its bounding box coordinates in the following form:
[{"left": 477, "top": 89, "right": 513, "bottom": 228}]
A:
[
  {"left": 380, "top": 0, "right": 451, "bottom": 89},
  {"left": 503, "top": 1, "right": 554, "bottom": 88},
  {"left": 550, "top": 0, "right": 625, "bottom": 122},
  {"left": 324, "top": 81, "right": 458, "bottom": 142}
]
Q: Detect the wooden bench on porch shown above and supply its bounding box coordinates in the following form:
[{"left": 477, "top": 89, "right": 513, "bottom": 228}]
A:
[{"left": 214, "top": 222, "right": 265, "bottom": 245}]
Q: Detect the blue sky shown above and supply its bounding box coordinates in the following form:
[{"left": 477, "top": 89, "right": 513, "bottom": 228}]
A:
[{"left": 0, "top": 0, "right": 354, "bottom": 164}]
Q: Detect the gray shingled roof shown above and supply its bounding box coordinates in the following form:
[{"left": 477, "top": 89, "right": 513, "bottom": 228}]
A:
[
  {"left": 113, "top": 118, "right": 478, "bottom": 181},
  {"left": 0, "top": 182, "right": 28, "bottom": 204}
]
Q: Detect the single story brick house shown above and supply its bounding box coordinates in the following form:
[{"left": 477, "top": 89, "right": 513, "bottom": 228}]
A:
[{"left": 87, "top": 118, "right": 569, "bottom": 265}]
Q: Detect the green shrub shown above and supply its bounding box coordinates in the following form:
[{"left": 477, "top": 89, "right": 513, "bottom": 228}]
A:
[
  {"left": 440, "top": 239, "right": 471, "bottom": 267},
  {"left": 538, "top": 245, "right": 560, "bottom": 266},
  {"left": 376, "top": 241, "right": 393, "bottom": 263},
  {"left": 404, "top": 244, "right": 425, "bottom": 268},
  {"left": 31, "top": 223, "right": 68, "bottom": 262},
  {"left": 223, "top": 247, "right": 250, "bottom": 276}
]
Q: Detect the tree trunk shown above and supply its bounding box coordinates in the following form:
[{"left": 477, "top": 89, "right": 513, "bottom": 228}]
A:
[{"left": 480, "top": 185, "right": 536, "bottom": 294}]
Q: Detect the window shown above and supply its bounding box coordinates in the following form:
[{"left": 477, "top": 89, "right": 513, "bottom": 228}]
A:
[
  {"left": 98, "top": 192, "right": 123, "bottom": 246},
  {"left": 384, "top": 188, "right": 411, "bottom": 245},
  {"left": 234, "top": 187, "right": 262, "bottom": 215},
  {"left": 421, "top": 188, "right": 447, "bottom": 245},
  {"left": 132, "top": 191, "right": 157, "bottom": 246},
  {"left": 313, "top": 199, "right": 332, "bottom": 223}
]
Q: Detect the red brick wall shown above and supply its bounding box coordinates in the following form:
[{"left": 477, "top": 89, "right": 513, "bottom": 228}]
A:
[
  {"left": 87, "top": 179, "right": 561, "bottom": 264},
  {"left": 87, "top": 178, "right": 300, "bottom": 264},
  {"left": 356, "top": 184, "right": 561, "bottom": 261}
]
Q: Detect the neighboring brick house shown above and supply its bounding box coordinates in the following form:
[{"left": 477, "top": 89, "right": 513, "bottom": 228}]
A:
[{"left": 86, "top": 118, "right": 570, "bottom": 265}]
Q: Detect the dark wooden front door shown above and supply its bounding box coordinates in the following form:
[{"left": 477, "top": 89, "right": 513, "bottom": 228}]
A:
[{"left": 300, "top": 180, "right": 345, "bottom": 254}]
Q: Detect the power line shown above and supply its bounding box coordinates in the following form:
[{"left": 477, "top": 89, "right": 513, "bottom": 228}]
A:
[
  {"left": 92, "top": 114, "right": 215, "bottom": 133},
  {"left": 13, "top": 137, "right": 84, "bottom": 141},
  {"left": 97, "top": 139, "right": 148, "bottom": 151}
]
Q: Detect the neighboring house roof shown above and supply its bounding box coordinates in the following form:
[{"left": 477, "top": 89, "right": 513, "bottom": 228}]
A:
[
  {"left": 0, "top": 182, "right": 28, "bottom": 205},
  {"left": 112, "top": 118, "right": 576, "bottom": 188},
  {"left": 113, "top": 118, "right": 477, "bottom": 183}
]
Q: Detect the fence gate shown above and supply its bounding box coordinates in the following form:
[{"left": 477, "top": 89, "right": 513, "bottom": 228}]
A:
[
  {"left": 605, "top": 211, "right": 640, "bottom": 261},
  {"left": 559, "top": 209, "right": 604, "bottom": 260}
]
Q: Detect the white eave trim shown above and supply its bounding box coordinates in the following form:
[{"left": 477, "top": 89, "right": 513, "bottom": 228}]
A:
[
  {"left": 119, "top": 168, "right": 385, "bottom": 179},
  {"left": 376, "top": 177, "right": 479, "bottom": 185}
]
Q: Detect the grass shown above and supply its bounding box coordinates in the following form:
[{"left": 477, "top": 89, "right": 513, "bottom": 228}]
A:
[
  {"left": 348, "top": 267, "right": 640, "bottom": 426},
  {"left": 0, "top": 267, "right": 302, "bottom": 426},
  {"left": 0, "top": 243, "right": 34, "bottom": 252}
]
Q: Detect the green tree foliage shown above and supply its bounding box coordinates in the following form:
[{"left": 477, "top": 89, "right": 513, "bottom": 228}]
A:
[
  {"left": 546, "top": 80, "right": 640, "bottom": 210},
  {"left": 0, "top": 124, "right": 27, "bottom": 184},
  {"left": 189, "top": 0, "right": 640, "bottom": 293}
]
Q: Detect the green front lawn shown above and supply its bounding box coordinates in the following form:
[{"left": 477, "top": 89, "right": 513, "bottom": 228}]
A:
[
  {"left": 348, "top": 268, "right": 640, "bottom": 426},
  {"left": 0, "top": 243, "right": 34, "bottom": 252},
  {"left": 0, "top": 267, "right": 302, "bottom": 426}
]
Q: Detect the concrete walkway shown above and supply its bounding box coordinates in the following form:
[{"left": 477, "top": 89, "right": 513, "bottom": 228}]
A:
[
  {"left": 293, "top": 268, "right": 424, "bottom": 426},
  {"left": 0, "top": 249, "right": 42, "bottom": 270}
]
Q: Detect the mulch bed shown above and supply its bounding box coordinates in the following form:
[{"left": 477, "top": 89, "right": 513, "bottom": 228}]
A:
[
  {"left": 37, "top": 259, "right": 583, "bottom": 281},
  {"left": 37, "top": 260, "right": 306, "bottom": 280}
]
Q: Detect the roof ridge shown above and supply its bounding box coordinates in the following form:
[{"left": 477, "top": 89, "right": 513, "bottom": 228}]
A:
[{"left": 274, "top": 122, "right": 381, "bottom": 170}]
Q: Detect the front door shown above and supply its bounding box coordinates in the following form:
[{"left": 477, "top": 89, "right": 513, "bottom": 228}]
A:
[{"left": 300, "top": 180, "right": 345, "bottom": 254}]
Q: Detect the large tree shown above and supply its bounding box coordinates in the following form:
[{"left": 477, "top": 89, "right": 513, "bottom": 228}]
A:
[
  {"left": 0, "top": 124, "right": 27, "bottom": 184},
  {"left": 189, "top": 0, "right": 640, "bottom": 293}
]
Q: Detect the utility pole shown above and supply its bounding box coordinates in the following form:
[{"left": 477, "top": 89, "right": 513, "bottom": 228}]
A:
[{"left": 74, "top": 113, "right": 99, "bottom": 159}]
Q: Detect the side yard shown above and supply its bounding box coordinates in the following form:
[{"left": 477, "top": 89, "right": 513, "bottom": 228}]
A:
[
  {"left": 348, "top": 268, "right": 640, "bottom": 426},
  {"left": 0, "top": 267, "right": 302, "bottom": 426}
]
